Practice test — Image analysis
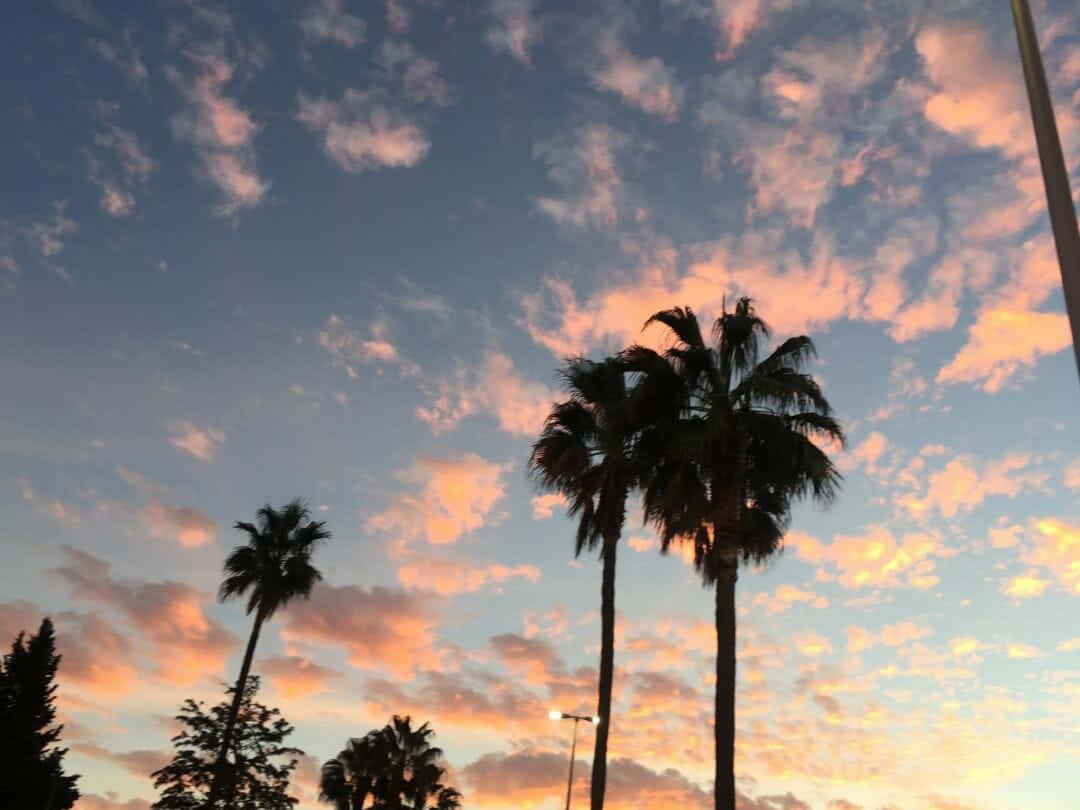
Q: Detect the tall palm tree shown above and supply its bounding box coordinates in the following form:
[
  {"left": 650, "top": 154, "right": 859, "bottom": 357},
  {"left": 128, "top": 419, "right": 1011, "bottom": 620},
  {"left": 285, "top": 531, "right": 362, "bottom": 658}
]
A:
[
  {"left": 208, "top": 499, "right": 330, "bottom": 806},
  {"left": 319, "top": 716, "right": 461, "bottom": 810},
  {"left": 529, "top": 357, "right": 638, "bottom": 810},
  {"left": 624, "top": 299, "right": 843, "bottom": 810}
]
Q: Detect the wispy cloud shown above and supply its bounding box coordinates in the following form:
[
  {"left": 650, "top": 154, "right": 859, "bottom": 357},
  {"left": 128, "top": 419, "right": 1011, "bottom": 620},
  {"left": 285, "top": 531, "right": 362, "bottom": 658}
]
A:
[
  {"left": 318, "top": 314, "right": 419, "bottom": 377},
  {"left": 487, "top": 0, "right": 541, "bottom": 65},
  {"left": 589, "top": 32, "right": 683, "bottom": 121},
  {"left": 139, "top": 501, "right": 217, "bottom": 547},
  {"left": 168, "top": 420, "right": 225, "bottom": 461},
  {"left": 533, "top": 124, "right": 631, "bottom": 230},
  {"left": 298, "top": 0, "right": 367, "bottom": 48}
]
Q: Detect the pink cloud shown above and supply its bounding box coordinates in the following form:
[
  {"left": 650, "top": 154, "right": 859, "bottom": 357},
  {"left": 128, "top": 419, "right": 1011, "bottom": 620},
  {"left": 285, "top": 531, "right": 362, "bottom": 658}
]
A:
[
  {"left": 368, "top": 453, "right": 509, "bottom": 548},
  {"left": 487, "top": 0, "right": 541, "bottom": 65},
  {"left": 281, "top": 581, "right": 441, "bottom": 678},
  {"left": 76, "top": 795, "right": 151, "bottom": 810},
  {"left": 396, "top": 558, "right": 540, "bottom": 595},
  {"left": 167, "top": 44, "right": 268, "bottom": 214},
  {"left": 50, "top": 546, "right": 236, "bottom": 685},
  {"left": 751, "top": 584, "right": 828, "bottom": 615},
  {"left": 168, "top": 420, "right": 224, "bottom": 461},
  {"left": 318, "top": 314, "right": 419, "bottom": 377},
  {"left": 299, "top": 0, "right": 367, "bottom": 47},
  {"left": 298, "top": 90, "right": 430, "bottom": 172},
  {"left": 416, "top": 351, "right": 555, "bottom": 436},
  {"left": 260, "top": 655, "right": 341, "bottom": 698},
  {"left": 379, "top": 41, "right": 451, "bottom": 107},
  {"left": 905, "top": 453, "right": 1049, "bottom": 519},
  {"left": 139, "top": 501, "right": 217, "bottom": 547},
  {"left": 531, "top": 492, "right": 567, "bottom": 520},
  {"left": 533, "top": 124, "right": 630, "bottom": 230},
  {"left": 590, "top": 33, "right": 684, "bottom": 121}
]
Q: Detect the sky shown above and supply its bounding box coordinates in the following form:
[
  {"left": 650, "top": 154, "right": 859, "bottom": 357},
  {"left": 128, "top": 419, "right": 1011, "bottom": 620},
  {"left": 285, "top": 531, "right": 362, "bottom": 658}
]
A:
[{"left": 1, "top": 0, "right": 1080, "bottom": 808}]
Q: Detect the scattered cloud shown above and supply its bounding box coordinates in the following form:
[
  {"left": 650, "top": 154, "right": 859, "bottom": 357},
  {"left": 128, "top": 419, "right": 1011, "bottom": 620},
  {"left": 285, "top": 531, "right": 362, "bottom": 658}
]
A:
[
  {"left": 53, "top": 0, "right": 104, "bottom": 27},
  {"left": 166, "top": 38, "right": 268, "bottom": 214},
  {"left": 298, "top": 0, "right": 366, "bottom": 48},
  {"left": 531, "top": 493, "right": 567, "bottom": 520},
  {"left": 1016, "top": 518, "right": 1080, "bottom": 596},
  {"left": 367, "top": 454, "right": 509, "bottom": 549},
  {"left": 168, "top": 420, "right": 225, "bottom": 461},
  {"left": 318, "top": 314, "right": 419, "bottom": 377},
  {"left": 50, "top": 546, "right": 236, "bottom": 684},
  {"left": 298, "top": 89, "right": 431, "bottom": 172},
  {"left": 88, "top": 124, "right": 155, "bottom": 217},
  {"left": 139, "top": 501, "right": 217, "bottom": 547},
  {"left": 533, "top": 124, "right": 630, "bottom": 230},
  {"left": 487, "top": 0, "right": 541, "bottom": 65},
  {"left": 589, "top": 32, "right": 683, "bottom": 121},
  {"left": 903, "top": 453, "right": 1049, "bottom": 519},
  {"left": 379, "top": 41, "right": 451, "bottom": 106},
  {"left": 90, "top": 29, "right": 148, "bottom": 83},
  {"left": 668, "top": 0, "right": 792, "bottom": 61},
  {"left": 416, "top": 351, "right": 554, "bottom": 436},
  {"left": 260, "top": 655, "right": 341, "bottom": 698},
  {"left": 397, "top": 558, "right": 540, "bottom": 595},
  {"left": 790, "top": 526, "right": 946, "bottom": 590}
]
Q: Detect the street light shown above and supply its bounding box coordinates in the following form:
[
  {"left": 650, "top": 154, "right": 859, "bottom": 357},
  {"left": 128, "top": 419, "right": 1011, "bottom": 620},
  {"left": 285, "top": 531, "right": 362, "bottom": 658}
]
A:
[
  {"left": 1010, "top": 0, "right": 1080, "bottom": 383},
  {"left": 548, "top": 710, "right": 600, "bottom": 810}
]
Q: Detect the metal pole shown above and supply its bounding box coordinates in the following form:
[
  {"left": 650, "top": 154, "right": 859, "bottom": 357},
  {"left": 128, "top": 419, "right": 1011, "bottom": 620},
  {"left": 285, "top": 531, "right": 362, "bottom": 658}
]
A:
[
  {"left": 564, "top": 717, "right": 579, "bottom": 810},
  {"left": 1010, "top": 0, "right": 1080, "bottom": 382}
]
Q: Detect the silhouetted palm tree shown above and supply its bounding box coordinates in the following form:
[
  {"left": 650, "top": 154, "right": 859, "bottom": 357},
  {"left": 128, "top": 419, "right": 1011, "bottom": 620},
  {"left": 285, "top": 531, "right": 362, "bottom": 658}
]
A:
[
  {"left": 624, "top": 300, "right": 843, "bottom": 810},
  {"left": 319, "top": 716, "right": 460, "bottom": 810},
  {"left": 209, "top": 499, "right": 330, "bottom": 806},
  {"left": 529, "top": 357, "right": 638, "bottom": 810}
]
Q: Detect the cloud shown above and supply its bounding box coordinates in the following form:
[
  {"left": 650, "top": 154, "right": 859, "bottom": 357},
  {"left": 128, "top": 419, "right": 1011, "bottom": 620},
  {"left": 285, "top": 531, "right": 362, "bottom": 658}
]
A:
[
  {"left": 490, "top": 632, "right": 565, "bottom": 686},
  {"left": 1016, "top": 518, "right": 1080, "bottom": 596},
  {"left": 487, "top": 0, "right": 541, "bottom": 65},
  {"left": 936, "top": 308, "right": 1071, "bottom": 392},
  {"left": 397, "top": 559, "right": 540, "bottom": 595},
  {"left": 751, "top": 584, "right": 828, "bottom": 615},
  {"left": 533, "top": 124, "right": 630, "bottom": 230},
  {"left": 69, "top": 742, "right": 170, "bottom": 778},
  {"left": 1003, "top": 572, "right": 1050, "bottom": 599},
  {"left": 299, "top": 0, "right": 366, "bottom": 47},
  {"left": 318, "top": 314, "right": 419, "bottom": 377},
  {"left": 76, "top": 796, "right": 151, "bottom": 810},
  {"left": 260, "top": 655, "right": 341, "bottom": 698},
  {"left": 54, "top": 610, "right": 139, "bottom": 693},
  {"left": 281, "top": 581, "right": 441, "bottom": 678},
  {"left": 50, "top": 546, "right": 236, "bottom": 684},
  {"left": 53, "top": 0, "right": 104, "bottom": 26},
  {"left": 297, "top": 89, "right": 430, "bottom": 172},
  {"left": 168, "top": 420, "right": 225, "bottom": 461},
  {"left": 90, "top": 30, "right": 149, "bottom": 83},
  {"left": 90, "top": 124, "right": 155, "bottom": 215},
  {"left": 1005, "top": 642, "right": 1044, "bottom": 660},
  {"left": 416, "top": 351, "right": 555, "bottom": 436},
  {"left": 167, "top": 42, "right": 268, "bottom": 214},
  {"left": 589, "top": 33, "right": 684, "bottom": 121},
  {"left": 789, "top": 526, "right": 946, "bottom": 590},
  {"left": 531, "top": 493, "right": 567, "bottom": 520},
  {"left": 368, "top": 453, "right": 509, "bottom": 549},
  {"left": 1067, "top": 460, "right": 1080, "bottom": 490},
  {"left": 379, "top": 41, "right": 451, "bottom": 106},
  {"left": 669, "top": 0, "right": 792, "bottom": 61},
  {"left": 139, "top": 501, "right": 217, "bottom": 547},
  {"left": 28, "top": 201, "right": 78, "bottom": 259},
  {"left": 905, "top": 453, "right": 1049, "bottom": 519}
]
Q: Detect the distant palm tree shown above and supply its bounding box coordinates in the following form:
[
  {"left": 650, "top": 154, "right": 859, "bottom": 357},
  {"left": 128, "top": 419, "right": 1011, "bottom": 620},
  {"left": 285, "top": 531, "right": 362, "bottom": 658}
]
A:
[
  {"left": 529, "top": 357, "right": 639, "bottom": 810},
  {"left": 319, "top": 716, "right": 461, "bottom": 810},
  {"left": 208, "top": 499, "right": 330, "bottom": 806},
  {"left": 624, "top": 300, "right": 843, "bottom": 810}
]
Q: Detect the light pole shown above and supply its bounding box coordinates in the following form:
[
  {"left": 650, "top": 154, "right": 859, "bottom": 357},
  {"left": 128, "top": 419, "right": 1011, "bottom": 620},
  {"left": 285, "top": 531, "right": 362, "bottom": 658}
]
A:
[
  {"left": 549, "top": 710, "right": 599, "bottom": 810},
  {"left": 1009, "top": 0, "right": 1080, "bottom": 383}
]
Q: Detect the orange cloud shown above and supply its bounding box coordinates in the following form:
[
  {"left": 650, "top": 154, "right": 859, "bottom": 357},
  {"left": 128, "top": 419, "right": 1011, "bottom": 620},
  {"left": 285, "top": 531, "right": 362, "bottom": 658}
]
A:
[
  {"left": 50, "top": 547, "right": 235, "bottom": 685},
  {"left": 490, "top": 632, "right": 566, "bottom": 687},
  {"left": 260, "top": 655, "right": 341, "bottom": 698},
  {"left": 904, "top": 453, "right": 1048, "bottom": 519},
  {"left": 628, "top": 535, "right": 657, "bottom": 552},
  {"left": 1018, "top": 518, "right": 1080, "bottom": 595},
  {"left": 139, "top": 500, "right": 216, "bottom": 547},
  {"left": 416, "top": 352, "right": 554, "bottom": 436},
  {"left": 751, "top": 584, "right": 827, "bottom": 614},
  {"left": 69, "top": 741, "right": 170, "bottom": 778},
  {"left": 167, "top": 420, "right": 224, "bottom": 461},
  {"left": 1003, "top": 573, "right": 1050, "bottom": 599},
  {"left": 1065, "top": 460, "right": 1080, "bottom": 490},
  {"left": 789, "top": 527, "right": 945, "bottom": 590},
  {"left": 318, "top": 314, "right": 419, "bottom": 378},
  {"left": 795, "top": 632, "right": 833, "bottom": 657},
  {"left": 396, "top": 558, "right": 540, "bottom": 595},
  {"left": 1005, "top": 643, "right": 1044, "bottom": 660},
  {"left": 531, "top": 493, "right": 567, "bottom": 520},
  {"left": 281, "top": 581, "right": 441, "bottom": 678},
  {"left": 368, "top": 453, "right": 509, "bottom": 549},
  {"left": 76, "top": 795, "right": 151, "bottom": 810}
]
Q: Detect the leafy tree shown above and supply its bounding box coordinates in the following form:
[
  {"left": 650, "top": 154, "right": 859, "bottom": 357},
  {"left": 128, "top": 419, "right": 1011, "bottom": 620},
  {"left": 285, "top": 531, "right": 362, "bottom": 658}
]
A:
[
  {"left": 625, "top": 300, "right": 843, "bottom": 810},
  {"left": 0, "top": 617, "right": 80, "bottom": 809},
  {"left": 319, "top": 715, "right": 461, "bottom": 810},
  {"left": 209, "top": 499, "right": 330, "bottom": 804},
  {"left": 529, "top": 357, "right": 639, "bottom": 810},
  {"left": 151, "top": 676, "right": 302, "bottom": 810}
]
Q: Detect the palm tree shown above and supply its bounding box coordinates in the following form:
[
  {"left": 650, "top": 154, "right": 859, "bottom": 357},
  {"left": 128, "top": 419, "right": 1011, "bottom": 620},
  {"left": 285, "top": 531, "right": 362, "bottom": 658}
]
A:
[
  {"left": 529, "top": 357, "right": 638, "bottom": 810},
  {"left": 208, "top": 499, "right": 330, "bottom": 806},
  {"left": 624, "top": 299, "right": 843, "bottom": 810},
  {"left": 319, "top": 716, "right": 461, "bottom": 810}
]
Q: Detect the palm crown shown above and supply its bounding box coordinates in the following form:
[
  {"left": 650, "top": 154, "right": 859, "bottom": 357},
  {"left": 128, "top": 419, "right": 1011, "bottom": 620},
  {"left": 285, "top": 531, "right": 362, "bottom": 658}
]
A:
[{"left": 220, "top": 499, "right": 330, "bottom": 619}]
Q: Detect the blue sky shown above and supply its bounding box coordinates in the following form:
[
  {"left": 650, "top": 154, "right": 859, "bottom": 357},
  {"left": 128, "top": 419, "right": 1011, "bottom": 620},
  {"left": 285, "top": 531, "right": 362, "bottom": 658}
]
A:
[{"left": 2, "top": 1, "right": 1080, "bottom": 809}]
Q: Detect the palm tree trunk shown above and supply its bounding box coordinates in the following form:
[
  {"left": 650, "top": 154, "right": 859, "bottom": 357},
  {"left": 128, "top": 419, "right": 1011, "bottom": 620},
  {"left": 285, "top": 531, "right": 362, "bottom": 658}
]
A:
[
  {"left": 714, "top": 563, "right": 737, "bottom": 810},
  {"left": 208, "top": 607, "right": 265, "bottom": 807},
  {"left": 590, "top": 533, "right": 617, "bottom": 810}
]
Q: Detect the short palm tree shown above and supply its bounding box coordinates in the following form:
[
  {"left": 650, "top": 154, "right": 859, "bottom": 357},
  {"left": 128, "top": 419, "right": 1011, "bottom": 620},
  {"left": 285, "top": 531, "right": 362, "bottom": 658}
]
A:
[
  {"left": 319, "top": 716, "right": 460, "bottom": 810},
  {"left": 624, "top": 300, "right": 843, "bottom": 810},
  {"left": 209, "top": 499, "right": 330, "bottom": 806},
  {"left": 529, "top": 357, "right": 638, "bottom": 810}
]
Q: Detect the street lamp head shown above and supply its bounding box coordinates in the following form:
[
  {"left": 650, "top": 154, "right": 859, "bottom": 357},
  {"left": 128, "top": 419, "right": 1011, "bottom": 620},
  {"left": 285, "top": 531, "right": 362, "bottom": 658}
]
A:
[
  {"left": 549, "top": 709, "right": 563, "bottom": 720},
  {"left": 592, "top": 716, "right": 601, "bottom": 725}
]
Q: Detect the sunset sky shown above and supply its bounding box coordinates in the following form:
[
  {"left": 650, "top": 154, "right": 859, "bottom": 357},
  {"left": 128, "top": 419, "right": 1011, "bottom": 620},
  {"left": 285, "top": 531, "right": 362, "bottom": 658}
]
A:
[{"left": 2, "top": 1, "right": 1080, "bottom": 809}]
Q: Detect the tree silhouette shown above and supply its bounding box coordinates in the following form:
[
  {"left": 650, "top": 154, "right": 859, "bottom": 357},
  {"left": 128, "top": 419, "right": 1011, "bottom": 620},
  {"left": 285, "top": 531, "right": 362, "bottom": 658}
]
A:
[
  {"left": 0, "top": 617, "right": 80, "bottom": 810},
  {"left": 319, "top": 715, "right": 461, "bottom": 810},
  {"left": 209, "top": 499, "right": 330, "bottom": 805},
  {"left": 529, "top": 357, "right": 639, "bottom": 810},
  {"left": 625, "top": 299, "right": 843, "bottom": 810},
  {"left": 152, "top": 676, "right": 302, "bottom": 810}
]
